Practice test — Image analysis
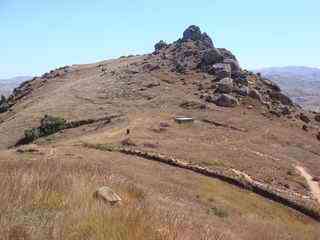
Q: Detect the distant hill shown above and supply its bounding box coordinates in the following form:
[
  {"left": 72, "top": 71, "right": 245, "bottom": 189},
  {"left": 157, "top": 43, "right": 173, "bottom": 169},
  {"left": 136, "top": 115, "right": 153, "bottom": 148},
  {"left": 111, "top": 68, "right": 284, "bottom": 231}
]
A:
[
  {"left": 0, "top": 76, "right": 32, "bottom": 96},
  {"left": 256, "top": 66, "right": 320, "bottom": 111}
]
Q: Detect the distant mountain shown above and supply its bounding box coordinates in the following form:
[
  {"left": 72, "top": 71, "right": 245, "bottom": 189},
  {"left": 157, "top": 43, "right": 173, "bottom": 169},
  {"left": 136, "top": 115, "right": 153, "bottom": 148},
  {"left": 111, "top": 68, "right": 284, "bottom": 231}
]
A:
[
  {"left": 256, "top": 66, "right": 320, "bottom": 111},
  {"left": 0, "top": 76, "right": 32, "bottom": 96}
]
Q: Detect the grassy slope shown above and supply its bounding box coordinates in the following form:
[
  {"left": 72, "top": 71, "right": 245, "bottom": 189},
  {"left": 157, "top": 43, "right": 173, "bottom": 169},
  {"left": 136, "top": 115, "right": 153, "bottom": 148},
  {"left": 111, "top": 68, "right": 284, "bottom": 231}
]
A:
[{"left": 1, "top": 57, "right": 320, "bottom": 239}]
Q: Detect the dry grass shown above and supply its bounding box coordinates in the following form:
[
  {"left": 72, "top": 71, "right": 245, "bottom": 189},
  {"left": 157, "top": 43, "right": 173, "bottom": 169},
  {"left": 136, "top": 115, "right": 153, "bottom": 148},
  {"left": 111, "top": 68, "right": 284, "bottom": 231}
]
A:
[
  {"left": 0, "top": 149, "right": 319, "bottom": 240},
  {"left": 198, "top": 177, "right": 320, "bottom": 240},
  {"left": 0, "top": 155, "right": 227, "bottom": 240}
]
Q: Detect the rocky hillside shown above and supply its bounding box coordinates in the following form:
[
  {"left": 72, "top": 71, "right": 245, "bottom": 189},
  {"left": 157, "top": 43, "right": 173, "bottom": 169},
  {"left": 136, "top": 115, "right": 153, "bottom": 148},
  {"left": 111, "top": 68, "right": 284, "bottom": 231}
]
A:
[
  {"left": 1, "top": 26, "right": 320, "bottom": 239},
  {"left": 257, "top": 66, "right": 320, "bottom": 111}
]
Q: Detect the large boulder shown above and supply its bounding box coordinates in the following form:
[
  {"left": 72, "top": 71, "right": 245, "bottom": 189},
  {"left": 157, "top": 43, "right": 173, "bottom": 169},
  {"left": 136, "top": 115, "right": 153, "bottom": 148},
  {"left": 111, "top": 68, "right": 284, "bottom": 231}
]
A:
[
  {"left": 249, "top": 89, "right": 263, "bottom": 102},
  {"left": 212, "top": 94, "right": 239, "bottom": 108},
  {"left": 315, "top": 115, "right": 320, "bottom": 122},
  {"left": 182, "top": 25, "right": 214, "bottom": 48},
  {"left": 209, "top": 63, "right": 231, "bottom": 79},
  {"left": 223, "top": 58, "right": 240, "bottom": 74},
  {"left": 183, "top": 25, "right": 202, "bottom": 41},
  {"left": 217, "top": 78, "right": 234, "bottom": 94},
  {"left": 202, "top": 48, "right": 223, "bottom": 65},
  {"left": 94, "top": 186, "right": 122, "bottom": 205},
  {"left": 299, "top": 113, "right": 310, "bottom": 124}
]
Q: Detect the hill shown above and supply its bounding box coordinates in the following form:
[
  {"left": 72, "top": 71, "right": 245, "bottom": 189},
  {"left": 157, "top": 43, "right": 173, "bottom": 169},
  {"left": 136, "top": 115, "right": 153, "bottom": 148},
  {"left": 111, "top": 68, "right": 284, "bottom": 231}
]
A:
[
  {"left": 256, "top": 66, "right": 320, "bottom": 111},
  {"left": 0, "top": 26, "right": 320, "bottom": 239},
  {"left": 0, "top": 76, "right": 32, "bottom": 96}
]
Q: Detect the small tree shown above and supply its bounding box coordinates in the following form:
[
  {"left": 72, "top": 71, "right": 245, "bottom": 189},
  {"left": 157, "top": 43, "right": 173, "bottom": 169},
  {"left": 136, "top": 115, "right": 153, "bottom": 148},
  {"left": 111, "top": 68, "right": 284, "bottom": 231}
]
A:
[
  {"left": 39, "top": 115, "right": 66, "bottom": 135},
  {"left": 0, "top": 95, "right": 6, "bottom": 105},
  {"left": 0, "top": 95, "right": 9, "bottom": 113},
  {"left": 23, "top": 115, "right": 67, "bottom": 143}
]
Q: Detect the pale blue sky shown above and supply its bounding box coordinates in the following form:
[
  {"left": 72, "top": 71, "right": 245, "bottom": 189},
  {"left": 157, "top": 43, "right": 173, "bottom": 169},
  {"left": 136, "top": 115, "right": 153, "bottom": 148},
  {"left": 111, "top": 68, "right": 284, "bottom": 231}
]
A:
[{"left": 1, "top": 0, "right": 319, "bottom": 78}]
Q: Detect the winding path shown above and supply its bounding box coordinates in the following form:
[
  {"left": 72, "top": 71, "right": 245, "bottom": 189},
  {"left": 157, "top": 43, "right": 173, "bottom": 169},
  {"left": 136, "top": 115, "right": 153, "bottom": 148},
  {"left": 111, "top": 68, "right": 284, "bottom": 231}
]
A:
[{"left": 296, "top": 166, "right": 320, "bottom": 205}]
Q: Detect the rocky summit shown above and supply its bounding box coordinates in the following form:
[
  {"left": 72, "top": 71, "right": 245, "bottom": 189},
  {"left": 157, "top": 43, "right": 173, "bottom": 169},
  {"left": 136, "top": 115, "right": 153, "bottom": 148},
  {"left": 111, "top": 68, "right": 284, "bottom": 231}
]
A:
[
  {"left": 1, "top": 25, "right": 320, "bottom": 239},
  {"left": 152, "top": 25, "right": 298, "bottom": 116}
]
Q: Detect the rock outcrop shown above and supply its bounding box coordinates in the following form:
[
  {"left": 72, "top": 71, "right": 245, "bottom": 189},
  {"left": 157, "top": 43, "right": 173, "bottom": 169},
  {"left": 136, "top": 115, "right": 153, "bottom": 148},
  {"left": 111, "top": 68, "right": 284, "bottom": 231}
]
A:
[{"left": 153, "top": 25, "right": 297, "bottom": 115}]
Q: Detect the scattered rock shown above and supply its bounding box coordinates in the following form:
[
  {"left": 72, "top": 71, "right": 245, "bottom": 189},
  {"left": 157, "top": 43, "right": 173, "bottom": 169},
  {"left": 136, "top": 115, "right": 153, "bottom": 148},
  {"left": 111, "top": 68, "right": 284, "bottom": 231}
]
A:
[
  {"left": 249, "top": 89, "right": 263, "bottom": 102},
  {"left": 121, "top": 138, "right": 136, "bottom": 146},
  {"left": 315, "top": 115, "right": 320, "bottom": 122},
  {"left": 299, "top": 113, "right": 310, "bottom": 124},
  {"left": 143, "top": 63, "right": 160, "bottom": 72},
  {"left": 16, "top": 145, "right": 41, "bottom": 154},
  {"left": 313, "top": 176, "right": 320, "bottom": 182},
  {"left": 269, "top": 92, "right": 293, "bottom": 106},
  {"left": 217, "top": 78, "right": 234, "bottom": 94},
  {"left": 234, "top": 74, "right": 249, "bottom": 86},
  {"left": 261, "top": 78, "right": 281, "bottom": 92},
  {"left": 94, "top": 186, "right": 122, "bottom": 205},
  {"left": 175, "top": 62, "right": 186, "bottom": 74},
  {"left": 180, "top": 101, "right": 206, "bottom": 110},
  {"left": 237, "top": 86, "right": 250, "bottom": 96},
  {"left": 302, "top": 125, "right": 308, "bottom": 132},
  {"left": 211, "top": 94, "right": 239, "bottom": 108},
  {"left": 143, "top": 81, "right": 160, "bottom": 88},
  {"left": 317, "top": 132, "right": 320, "bottom": 141},
  {"left": 280, "top": 105, "right": 291, "bottom": 115},
  {"left": 209, "top": 63, "right": 231, "bottom": 80},
  {"left": 270, "top": 110, "right": 282, "bottom": 117},
  {"left": 159, "top": 122, "right": 170, "bottom": 128}
]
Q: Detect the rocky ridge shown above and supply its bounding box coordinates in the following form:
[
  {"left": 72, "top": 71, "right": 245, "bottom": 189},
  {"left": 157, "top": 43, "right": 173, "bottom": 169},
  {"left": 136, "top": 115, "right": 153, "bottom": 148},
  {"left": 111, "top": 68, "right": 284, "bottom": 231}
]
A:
[
  {"left": 2, "top": 25, "right": 320, "bottom": 143},
  {"left": 153, "top": 25, "right": 296, "bottom": 113},
  {"left": 1, "top": 25, "right": 301, "bottom": 116}
]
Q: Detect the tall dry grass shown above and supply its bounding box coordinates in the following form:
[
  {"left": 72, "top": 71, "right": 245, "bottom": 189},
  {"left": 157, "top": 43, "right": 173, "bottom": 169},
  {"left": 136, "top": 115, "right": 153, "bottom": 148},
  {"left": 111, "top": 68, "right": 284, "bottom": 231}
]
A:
[
  {"left": 0, "top": 152, "right": 319, "bottom": 240},
  {"left": 0, "top": 156, "right": 227, "bottom": 240}
]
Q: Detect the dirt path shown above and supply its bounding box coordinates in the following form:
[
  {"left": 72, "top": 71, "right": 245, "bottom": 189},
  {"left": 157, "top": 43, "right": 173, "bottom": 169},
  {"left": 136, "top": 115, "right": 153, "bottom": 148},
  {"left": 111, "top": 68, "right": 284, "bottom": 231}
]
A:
[{"left": 296, "top": 166, "right": 320, "bottom": 205}]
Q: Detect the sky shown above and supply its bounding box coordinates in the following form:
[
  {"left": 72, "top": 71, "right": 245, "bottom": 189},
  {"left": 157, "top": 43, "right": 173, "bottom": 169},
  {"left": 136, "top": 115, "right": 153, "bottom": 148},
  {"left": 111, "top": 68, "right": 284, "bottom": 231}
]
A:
[{"left": 1, "top": 0, "right": 319, "bottom": 79}]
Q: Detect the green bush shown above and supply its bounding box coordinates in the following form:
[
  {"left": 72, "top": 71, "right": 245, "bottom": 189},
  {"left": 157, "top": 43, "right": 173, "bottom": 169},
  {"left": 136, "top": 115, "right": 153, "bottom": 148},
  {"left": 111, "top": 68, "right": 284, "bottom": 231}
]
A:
[
  {"left": 24, "top": 128, "right": 41, "bottom": 142},
  {"left": 24, "top": 115, "right": 66, "bottom": 143},
  {"left": 0, "top": 95, "right": 9, "bottom": 113},
  {"left": 39, "top": 115, "right": 66, "bottom": 135},
  {"left": 175, "top": 63, "right": 185, "bottom": 73}
]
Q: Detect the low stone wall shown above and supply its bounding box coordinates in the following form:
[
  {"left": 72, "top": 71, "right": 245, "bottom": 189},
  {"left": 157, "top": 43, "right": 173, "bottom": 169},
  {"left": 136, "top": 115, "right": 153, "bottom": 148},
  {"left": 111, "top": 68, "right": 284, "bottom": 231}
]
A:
[{"left": 104, "top": 146, "right": 320, "bottom": 221}]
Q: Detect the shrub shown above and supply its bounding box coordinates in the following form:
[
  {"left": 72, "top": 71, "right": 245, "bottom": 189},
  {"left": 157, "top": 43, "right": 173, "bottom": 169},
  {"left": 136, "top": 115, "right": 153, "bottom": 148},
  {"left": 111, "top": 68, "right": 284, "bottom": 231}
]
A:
[
  {"left": 175, "top": 62, "right": 186, "bottom": 74},
  {"left": 23, "top": 115, "right": 67, "bottom": 143},
  {"left": 39, "top": 115, "right": 66, "bottom": 135},
  {"left": 0, "top": 95, "right": 9, "bottom": 113},
  {"left": 154, "top": 40, "right": 168, "bottom": 51},
  {"left": 24, "top": 128, "right": 41, "bottom": 142}
]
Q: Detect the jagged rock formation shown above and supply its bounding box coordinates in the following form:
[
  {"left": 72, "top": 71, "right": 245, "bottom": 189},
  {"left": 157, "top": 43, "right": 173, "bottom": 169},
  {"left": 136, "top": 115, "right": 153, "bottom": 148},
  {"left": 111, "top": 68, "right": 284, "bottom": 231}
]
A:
[{"left": 152, "top": 25, "right": 296, "bottom": 115}]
